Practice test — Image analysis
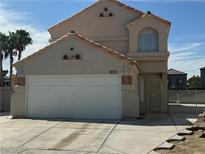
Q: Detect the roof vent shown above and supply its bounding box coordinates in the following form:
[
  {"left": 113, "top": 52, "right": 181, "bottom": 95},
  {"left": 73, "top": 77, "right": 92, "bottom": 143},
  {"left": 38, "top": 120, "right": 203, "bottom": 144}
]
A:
[
  {"left": 99, "top": 13, "right": 104, "bottom": 17},
  {"left": 109, "top": 13, "right": 113, "bottom": 17},
  {"left": 147, "top": 11, "right": 152, "bottom": 14},
  {"left": 104, "top": 7, "right": 108, "bottom": 11}
]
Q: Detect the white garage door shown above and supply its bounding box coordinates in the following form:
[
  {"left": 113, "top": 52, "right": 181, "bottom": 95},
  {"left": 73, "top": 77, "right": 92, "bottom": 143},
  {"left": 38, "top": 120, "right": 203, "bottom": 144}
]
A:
[{"left": 26, "top": 75, "right": 122, "bottom": 119}]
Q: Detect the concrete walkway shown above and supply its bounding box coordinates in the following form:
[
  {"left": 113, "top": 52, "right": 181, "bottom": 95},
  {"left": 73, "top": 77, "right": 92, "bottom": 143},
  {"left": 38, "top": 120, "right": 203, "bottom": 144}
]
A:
[{"left": 0, "top": 113, "right": 197, "bottom": 154}]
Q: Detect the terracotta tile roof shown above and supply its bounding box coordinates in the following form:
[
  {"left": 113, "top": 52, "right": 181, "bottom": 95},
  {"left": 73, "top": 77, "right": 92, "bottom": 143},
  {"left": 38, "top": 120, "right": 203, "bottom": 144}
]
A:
[
  {"left": 13, "top": 33, "right": 140, "bottom": 71},
  {"left": 48, "top": 0, "right": 144, "bottom": 32},
  {"left": 168, "top": 69, "right": 187, "bottom": 75}
]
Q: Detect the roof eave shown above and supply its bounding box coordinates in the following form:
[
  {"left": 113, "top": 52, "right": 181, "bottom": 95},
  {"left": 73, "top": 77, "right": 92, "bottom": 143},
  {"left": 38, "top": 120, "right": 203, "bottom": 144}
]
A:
[
  {"left": 13, "top": 33, "right": 140, "bottom": 69},
  {"left": 48, "top": 0, "right": 144, "bottom": 32}
]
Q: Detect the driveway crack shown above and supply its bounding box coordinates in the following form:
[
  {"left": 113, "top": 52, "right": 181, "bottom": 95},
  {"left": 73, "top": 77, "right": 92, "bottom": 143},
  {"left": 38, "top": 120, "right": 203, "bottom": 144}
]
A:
[
  {"left": 96, "top": 120, "right": 120, "bottom": 153},
  {"left": 168, "top": 113, "right": 179, "bottom": 132},
  {"left": 17, "top": 121, "right": 62, "bottom": 149}
]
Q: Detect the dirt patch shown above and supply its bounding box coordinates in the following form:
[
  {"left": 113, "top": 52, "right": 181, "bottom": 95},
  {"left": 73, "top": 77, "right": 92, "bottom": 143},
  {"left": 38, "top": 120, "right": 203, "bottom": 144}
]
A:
[
  {"left": 156, "top": 131, "right": 205, "bottom": 154},
  {"left": 156, "top": 112, "right": 205, "bottom": 154}
]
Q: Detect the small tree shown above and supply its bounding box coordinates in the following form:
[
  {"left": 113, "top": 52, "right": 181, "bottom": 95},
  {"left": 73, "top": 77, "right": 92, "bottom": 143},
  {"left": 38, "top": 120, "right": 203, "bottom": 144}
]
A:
[{"left": 188, "top": 75, "right": 201, "bottom": 89}]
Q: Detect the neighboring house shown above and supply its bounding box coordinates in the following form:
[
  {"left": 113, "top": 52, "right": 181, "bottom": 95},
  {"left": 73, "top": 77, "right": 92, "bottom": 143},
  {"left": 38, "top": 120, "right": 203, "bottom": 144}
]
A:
[
  {"left": 12, "top": 0, "right": 171, "bottom": 119},
  {"left": 168, "top": 69, "right": 187, "bottom": 90},
  {"left": 200, "top": 67, "right": 205, "bottom": 89}
]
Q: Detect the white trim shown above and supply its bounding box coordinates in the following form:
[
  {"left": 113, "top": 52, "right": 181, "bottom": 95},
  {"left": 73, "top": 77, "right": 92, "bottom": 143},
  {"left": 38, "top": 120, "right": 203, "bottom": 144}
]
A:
[{"left": 26, "top": 74, "right": 121, "bottom": 78}]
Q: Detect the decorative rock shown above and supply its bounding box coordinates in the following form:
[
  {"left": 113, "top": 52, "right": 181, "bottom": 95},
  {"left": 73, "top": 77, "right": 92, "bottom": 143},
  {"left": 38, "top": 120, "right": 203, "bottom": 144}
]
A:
[
  {"left": 186, "top": 126, "right": 194, "bottom": 131},
  {"left": 192, "top": 121, "right": 205, "bottom": 131},
  {"left": 177, "top": 129, "right": 193, "bottom": 135},
  {"left": 167, "top": 135, "right": 185, "bottom": 142},
  {"left": 198, "top": 112, "right": 205, "bottom": 117},
  {"left": 200, "top": 131, "right": 205, "bottom": 138},
  {"left": 198, "top": 122, "right": 205, "bottom": 130},
  {"left": 154, "top": 142, "right": 174, "bottom": 150}
]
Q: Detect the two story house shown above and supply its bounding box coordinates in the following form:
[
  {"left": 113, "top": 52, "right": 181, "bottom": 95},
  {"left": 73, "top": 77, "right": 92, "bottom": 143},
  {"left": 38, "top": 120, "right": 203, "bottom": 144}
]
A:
[
  {"left": 12, "top": 0, "right": 171, "bottom": 119},
  {"left": 168, "top": 69, "right": 187, "bottom": 90},
  {"left": 201, "top": 67, "right": 205, "bottom": 89}
]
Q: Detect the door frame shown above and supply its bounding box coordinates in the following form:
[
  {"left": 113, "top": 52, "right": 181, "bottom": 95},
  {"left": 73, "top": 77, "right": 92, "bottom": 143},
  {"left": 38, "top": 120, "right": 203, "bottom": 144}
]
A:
[{"left": 145, "top": 78, "right": 162, "bottom": 113}]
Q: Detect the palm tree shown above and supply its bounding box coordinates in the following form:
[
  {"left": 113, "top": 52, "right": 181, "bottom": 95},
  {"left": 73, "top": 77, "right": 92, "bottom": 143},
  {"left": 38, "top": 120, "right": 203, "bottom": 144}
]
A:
[
  {"left": 0, "top": 30, "right": 32, "bottom": 86},
  {"left": 0, "top": 32, "right": 8, "bottom": 87},
  {"left": 15, "top": 30, "right": 32, "bottom": 60},
  {"left": 4, "top": 32, "right": 17, "bottom": 86}
]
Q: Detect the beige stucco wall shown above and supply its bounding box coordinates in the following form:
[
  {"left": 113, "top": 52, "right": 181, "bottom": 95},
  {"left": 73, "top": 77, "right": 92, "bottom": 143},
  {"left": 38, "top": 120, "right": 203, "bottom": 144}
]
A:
[
  {"left": 168, "top": 90, "right": 205, "bottom": 114},
  {"left": 15, "top": 37, "right": 140, "bottom": 118},
  {"left": 11, "top": 86, "right": 25, "bottom": 118},
  {"left": 48, "top": 1, "right": 170, "bottom": 67},
  {"left": 161, "top": 73, "right": 168, "bottom": 113},
  {"left": 49, "top": 1, "right": 138, "bottom": 39},
  {"left": 0, "top": 87, "right": 13, "bottom": 112},
  {"left": 48, "top": 1, "right": 140, "bottom": 53},
  {"left": 122, "top": 69, "right": 139, "bottom": 118},
  {"left": 169, "top": 90, "right": 205, "bottom": 104},
  {"left": 138, "top": 61, "right": 168, "bottom": 73},
  {"left": 17, "top": 38, "right": 133, "bottom": 76},
  {"left": 96, "top": 40, "right": 128, "bottom": 54}
]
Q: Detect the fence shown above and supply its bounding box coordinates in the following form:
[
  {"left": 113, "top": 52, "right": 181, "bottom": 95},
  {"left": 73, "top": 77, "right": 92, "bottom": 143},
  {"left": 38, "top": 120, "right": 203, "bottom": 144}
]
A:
[
  {"left": 168, "top": 90, "right": 205, "bottom": 114},
  {"left": 0, "top": 87, "right": 13, "bottom": 112}
]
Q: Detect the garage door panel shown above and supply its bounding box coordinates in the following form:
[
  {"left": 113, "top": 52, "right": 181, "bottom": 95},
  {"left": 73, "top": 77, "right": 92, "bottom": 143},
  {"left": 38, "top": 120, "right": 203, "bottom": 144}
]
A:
[
  {"left": 28, "top": 76, "right": 120, "bottom": 87},
  {"left": 27, "top": 75, "right": 122, "bottom": 119},
  {"left": 28, "top": 86, "right": 121, "bottom": 110},
  {"left": 28, "top": 86, "right": 120, "bottom": 106}
]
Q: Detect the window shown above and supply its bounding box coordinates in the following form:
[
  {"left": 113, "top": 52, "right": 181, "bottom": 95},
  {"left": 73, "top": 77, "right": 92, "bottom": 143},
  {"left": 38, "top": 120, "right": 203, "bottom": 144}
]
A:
[
  {"left": 177, "top": 78, "right": 183, "bottom": 85},
  {"left": 138, "top": 28, "right": 159, "bottom": 52},
  {"left": 168, "top": 79, "right": 170, "bottom": 85}
]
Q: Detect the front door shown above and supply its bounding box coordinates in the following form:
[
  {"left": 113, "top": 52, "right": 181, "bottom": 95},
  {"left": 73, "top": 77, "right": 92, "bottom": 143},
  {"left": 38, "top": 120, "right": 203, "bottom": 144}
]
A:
[{"left": 146, "top": 79, "right": 161, "bottom": 112}]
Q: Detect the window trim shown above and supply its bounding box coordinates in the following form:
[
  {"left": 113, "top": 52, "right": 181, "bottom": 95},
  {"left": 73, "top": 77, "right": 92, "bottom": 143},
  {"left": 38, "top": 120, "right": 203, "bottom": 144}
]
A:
[
  {"left": 176, "top": 78, "right": 183, "bottom": 85},
  {"left": 137, "top": 28, "right": 159, "bottom": 52}
]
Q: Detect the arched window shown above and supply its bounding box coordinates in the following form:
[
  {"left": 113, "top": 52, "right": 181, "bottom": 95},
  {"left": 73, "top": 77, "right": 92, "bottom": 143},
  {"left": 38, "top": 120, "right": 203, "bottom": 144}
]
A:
[{"left": 138, "top": 28, "right": 159, "bottom": 52}]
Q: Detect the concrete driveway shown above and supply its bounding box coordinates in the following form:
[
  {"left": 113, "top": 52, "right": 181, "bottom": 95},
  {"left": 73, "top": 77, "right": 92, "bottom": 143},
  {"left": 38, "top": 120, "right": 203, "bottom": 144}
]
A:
[{"left": 0, "top": 113, "right": 197, "bottom": 154}]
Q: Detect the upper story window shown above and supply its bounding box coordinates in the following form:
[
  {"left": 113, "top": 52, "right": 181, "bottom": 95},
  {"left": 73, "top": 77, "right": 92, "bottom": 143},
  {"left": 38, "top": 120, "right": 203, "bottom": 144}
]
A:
[
  {"left": 138, "top": 28, "right": 159, "bottom": 52},
  {"left": 177, "top": 78, "right": 183, "bottom": 85}
]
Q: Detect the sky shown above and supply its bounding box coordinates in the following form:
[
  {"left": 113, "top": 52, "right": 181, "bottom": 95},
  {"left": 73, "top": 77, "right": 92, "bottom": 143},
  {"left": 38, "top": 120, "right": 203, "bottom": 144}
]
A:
[{"left": 0, "top": 0, "right": 205, "bottom": 78}]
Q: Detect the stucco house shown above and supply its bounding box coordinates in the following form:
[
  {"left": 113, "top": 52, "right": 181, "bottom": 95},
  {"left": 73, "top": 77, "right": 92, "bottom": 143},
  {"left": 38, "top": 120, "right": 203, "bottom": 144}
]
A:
[
  {"left": 11, "top": 0, "right": 171, "bottom": 119},
  {"left": 200, "top": 67, "right": 205, "bottom": 89},
  {"left": 168, "top": 69, "right": 187, "bottom": 90}
]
